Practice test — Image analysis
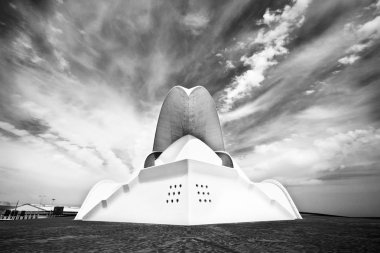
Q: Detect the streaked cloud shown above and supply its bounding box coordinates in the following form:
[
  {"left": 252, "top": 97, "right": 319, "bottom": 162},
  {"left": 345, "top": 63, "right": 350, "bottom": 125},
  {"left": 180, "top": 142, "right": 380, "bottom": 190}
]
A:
[
  {"left": 220, "top": 0, "right": 311, "bottom": 111},
  {"left": 338, "top": 13, "right": 380, "bottom": 65},
  {"left": 239, "top": 127, "right": 380, "bottom": 186},
  {"left": 1, "top": 0, "right": 380, "bottom": 215},
  {"left": 182, "top": 11, "right": 210, "bottom": 35}
]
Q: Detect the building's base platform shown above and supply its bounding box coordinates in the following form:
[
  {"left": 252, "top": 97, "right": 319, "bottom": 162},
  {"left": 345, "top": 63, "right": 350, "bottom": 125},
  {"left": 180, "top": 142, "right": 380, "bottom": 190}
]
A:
[{"left": 75, "top": 159, "right": 301, "bottom": 225}]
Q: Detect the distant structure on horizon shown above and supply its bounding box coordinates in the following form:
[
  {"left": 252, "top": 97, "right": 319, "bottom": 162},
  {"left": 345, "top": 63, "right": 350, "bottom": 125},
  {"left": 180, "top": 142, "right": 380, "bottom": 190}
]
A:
[{"left": 75, "top": 86, "right": 301, "bottom": 225}]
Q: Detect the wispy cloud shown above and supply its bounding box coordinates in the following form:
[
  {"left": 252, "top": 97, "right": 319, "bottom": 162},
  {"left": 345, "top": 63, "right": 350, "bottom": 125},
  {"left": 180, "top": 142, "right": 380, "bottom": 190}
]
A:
[
  {"left": 219, "top": 0, "right": 311, "bottom": 111},
  {"left": 239, "top": 127, "right": 380, "bottom": 185},
  {"left": 1, "top": 0, "right": 380, "bottom": 215},
  {"left": 0, "top": 0, "right": 257, "bottom": 205},
  {"left": 216, "top": 0, "right": 380, "bottom": 217},
  {"left": 182, "top": 11, "right": 210, "bottom": 35},
  {"left": 338, "top": 9, "right": 380, "bottom": 65}
]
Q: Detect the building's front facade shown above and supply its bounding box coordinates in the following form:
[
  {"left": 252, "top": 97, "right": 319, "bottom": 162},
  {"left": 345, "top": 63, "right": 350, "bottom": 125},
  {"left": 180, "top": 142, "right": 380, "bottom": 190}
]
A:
[{"left": 75, "top": 86, "right": 301, "bottom": 225}]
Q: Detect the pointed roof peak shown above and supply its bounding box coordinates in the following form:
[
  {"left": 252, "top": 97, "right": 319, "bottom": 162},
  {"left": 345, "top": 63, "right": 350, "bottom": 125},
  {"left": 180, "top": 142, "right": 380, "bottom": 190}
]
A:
[{"left": 172, "top": 86, "right": 205, "bottom": 96}]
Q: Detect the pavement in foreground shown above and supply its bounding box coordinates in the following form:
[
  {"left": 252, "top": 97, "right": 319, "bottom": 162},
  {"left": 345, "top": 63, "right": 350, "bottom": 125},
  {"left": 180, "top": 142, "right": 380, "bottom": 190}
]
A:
[{"left": 0, "top": 214, "right": 380, "bottom": 252}]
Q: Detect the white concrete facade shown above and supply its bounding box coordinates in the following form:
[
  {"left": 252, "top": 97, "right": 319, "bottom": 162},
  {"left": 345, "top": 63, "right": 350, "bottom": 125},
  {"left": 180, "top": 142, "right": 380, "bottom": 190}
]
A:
[{"left": 76, "top": 86, "right": 301, "bottom": 224}]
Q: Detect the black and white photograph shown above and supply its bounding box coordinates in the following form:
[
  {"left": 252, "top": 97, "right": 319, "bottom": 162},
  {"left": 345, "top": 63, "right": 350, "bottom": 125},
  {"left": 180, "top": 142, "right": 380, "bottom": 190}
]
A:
[{"left": 1, "top": 0, "right": 380, "bottom": 252}]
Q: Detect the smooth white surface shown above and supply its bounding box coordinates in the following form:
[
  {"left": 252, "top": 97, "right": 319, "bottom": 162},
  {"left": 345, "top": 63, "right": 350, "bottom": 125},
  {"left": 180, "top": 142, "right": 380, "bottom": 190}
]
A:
[
  {"left": 155, "top": 135, "right": 222, "bottom": 166},
  {"left": 75, "top": 180, "right": 121, "bottom": 220},
  {"left": 76, "top": 137, "right": 302, "bottom": 225},
  {"left": 180, "top": 86, "right": 198, "bottom": 96}
]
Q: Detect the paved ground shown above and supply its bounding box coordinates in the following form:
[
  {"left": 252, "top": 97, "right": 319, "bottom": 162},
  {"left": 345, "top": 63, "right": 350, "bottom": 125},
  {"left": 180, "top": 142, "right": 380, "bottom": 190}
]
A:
[{"left": 0, "top": 214, "right": 380, "bottom": 252}]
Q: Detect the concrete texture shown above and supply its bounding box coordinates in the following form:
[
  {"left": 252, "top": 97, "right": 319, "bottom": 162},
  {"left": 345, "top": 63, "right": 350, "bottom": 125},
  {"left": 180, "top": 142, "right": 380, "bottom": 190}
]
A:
[
  {"left": 153, "top": 86, "right": 225, "bottom": 152},
  {"left": 1, "top": 214, "right": 380, "bottom": 252}
]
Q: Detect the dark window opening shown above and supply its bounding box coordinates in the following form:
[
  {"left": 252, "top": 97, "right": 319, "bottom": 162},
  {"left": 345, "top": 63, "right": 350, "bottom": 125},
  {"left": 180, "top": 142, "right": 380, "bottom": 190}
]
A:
[
  {"left": 178, "top": 191, "right": 180, "bottom": 195},
  {"left": 196, "top": 184, "right": 198, "bottom": 187},
  {"left": 175, "top": 185, "right": 177, "bottom": 188},
  {"left": 201, "top": 185, "right": 203, "bottom": 188},
  {"left": 179, "top": 184, "right": 182, "bottom": 188},
  {"left": 209, "top": 199, "right": 211, "bottom": 202},
  {"left": 204, "top": 199, "right": 207, "bottom": 202},
  {"left": 170, "top": 185, "right": 172, "bottom": 189},
  {"left": 173, "top": 192, "right": 175, "bottom": 195},
  {"left": 199, "top": 199, "right": 201, "bottom": 202},
  {"left": 171, "top": 199, "right": 174, "bottom": 203},
  {"left": 176, "top": 199, "right": 179, "bottom": 203},
  {"left": 207, "top": 192, "right": 209, "bottom": 195},
  {"left": 168, "top": 192, "right": 170, "bottom": 196},
  {"left": 166, "top": 200, "right": 168, "bottom": 203}
]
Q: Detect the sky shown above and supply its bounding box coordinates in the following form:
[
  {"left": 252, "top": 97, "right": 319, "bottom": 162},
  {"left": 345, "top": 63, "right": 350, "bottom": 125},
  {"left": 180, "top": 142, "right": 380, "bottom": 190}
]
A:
[{"left": 0, "top": 0, "right": 380, "bottom": 217}]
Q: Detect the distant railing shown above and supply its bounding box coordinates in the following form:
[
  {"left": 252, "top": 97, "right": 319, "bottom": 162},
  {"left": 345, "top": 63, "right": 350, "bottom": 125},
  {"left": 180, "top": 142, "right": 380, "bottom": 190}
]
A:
[
  {"left": 1, "top": 208, "right": 77, "bottom": 220},
  {"left": 0, "top": 210, "right": 47, "bottom": 220}
]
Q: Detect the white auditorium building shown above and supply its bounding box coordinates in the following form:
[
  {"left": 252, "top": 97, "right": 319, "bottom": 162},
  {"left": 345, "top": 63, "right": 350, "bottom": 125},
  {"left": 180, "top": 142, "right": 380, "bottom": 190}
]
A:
[{"left": 75, "top": 86, "right": 301, "bottom": 225}]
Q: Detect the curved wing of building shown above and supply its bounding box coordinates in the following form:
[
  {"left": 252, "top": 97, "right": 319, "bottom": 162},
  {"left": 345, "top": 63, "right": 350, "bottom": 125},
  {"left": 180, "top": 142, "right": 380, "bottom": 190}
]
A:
[
  {"left": 76, "top": 86, "right": 302, "bottom": 225},
  {"left": 153, "top": 86, "right": 225, "bottom": 152}
]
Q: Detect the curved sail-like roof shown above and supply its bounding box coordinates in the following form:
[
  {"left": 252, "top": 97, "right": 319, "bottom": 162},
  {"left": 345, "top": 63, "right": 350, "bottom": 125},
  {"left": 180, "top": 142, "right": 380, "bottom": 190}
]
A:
[{"left": 153, "top": 86, "right": 225, "bottom": 152}]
